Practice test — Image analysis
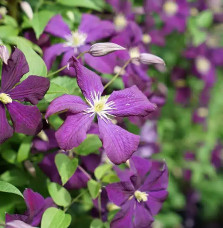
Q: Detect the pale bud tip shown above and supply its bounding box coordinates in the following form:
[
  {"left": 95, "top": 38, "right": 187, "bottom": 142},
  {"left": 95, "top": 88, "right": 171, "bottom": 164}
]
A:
[
  {"left": 20, "top": 1, "right": 33, "bottom": 20},
  {"left": 139, "top": 53, "right": 165, "bottom": 66},
  {"left": 0, "top": 45, "right": 9, "bottom": 64},
  {"left": 89, "top": 42, "right": 126, "bottom": 57}
]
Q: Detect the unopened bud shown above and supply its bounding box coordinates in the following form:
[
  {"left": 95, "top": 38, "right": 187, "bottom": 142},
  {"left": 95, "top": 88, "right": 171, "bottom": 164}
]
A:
[
  {"left": 138, "top": 53, "right": 165, "bottom": 66},
  {"left": 89, "top": 42, "right": 126, "bottom": 57},
  {"left": 0, "top": 45, "right": 9, "bottom": 64},
  {"left": 20, "top": 1, "right": 33, "bottom": 20}
]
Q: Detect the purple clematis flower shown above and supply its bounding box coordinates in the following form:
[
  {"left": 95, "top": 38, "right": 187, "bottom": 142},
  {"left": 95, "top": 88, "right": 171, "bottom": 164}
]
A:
[
  {"left": 0, "top": 48, "right": 50, "bottom": 144},
  {"left": 43, "top": 14, "right": 115, "bottom": 76},
  {"left": 211, "top": 143, "right": 223, "bottom": 169},
  {"left": 46, "top": 57, "right": 157, "bottom": 164},
  {"left": 6, "top": 188, "right": 55, "bottom": 227},
  {"left": 106, "top": 156, "right": 168, "bottom": 227}
]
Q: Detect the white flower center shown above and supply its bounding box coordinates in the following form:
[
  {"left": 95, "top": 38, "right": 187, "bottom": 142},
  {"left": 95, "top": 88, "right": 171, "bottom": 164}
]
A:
[
  {"left": 197, "top": 107, "right": 208, "bottom": 118},
  {"left": 85, "top": 91, "right": 116, "bottom": 122},
  {"left": 129, "top": 47, "right": 140, "bottom": 59},
  {"left": 114, "top": 14, "right": 127, "bottom": 31},
  {"left": 134, "top": 190, "right": 148, "bottom": 203},
  {"left": 142, "top": 34, "right": 152, "bottom": 44},
  {"left": 0, "top": 93, "right": 12, "bottom": 104},
  {"left": 65, "top": 31, "right": 87, "bottom": 48},
  {"left": 163, "top": 1, "right": 178, "bottom": 16},
  {"left": 195, "top": 57, "right": 211, "bottom": 74}
]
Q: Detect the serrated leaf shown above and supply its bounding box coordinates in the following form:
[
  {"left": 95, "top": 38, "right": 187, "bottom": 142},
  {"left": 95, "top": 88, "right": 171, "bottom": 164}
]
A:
[
  {"left": 55, "top": 154, "right": 78, "bottom": 185},
  {"left": 75, "top": 134, "right": 102, "bottom": 156},
  {"left": 94, "top": 164, "right": 112, "bottom": 180},
  {"left": 0, "top": 181, "right": 24, "bottom": 198},
  {"left": 41, "top": 207, "right": 71, "bottom": 228},
  {"left": 87, "top": 179, "right": 101, "bottom": 199},
  {"left": 47, "top": 182, "right": 71, "bottom": 207}
]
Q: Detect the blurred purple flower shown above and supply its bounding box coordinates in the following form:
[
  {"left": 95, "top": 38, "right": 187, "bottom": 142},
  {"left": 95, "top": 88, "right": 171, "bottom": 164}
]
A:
[
  {"left": 6, "top": 189, "right": 55, "bottom": 227},
  {"left": 45, "top": 57, "right": 156, "bottom": 164},
  {"left": 0, "top": 48, "right": 50, "bottom": 144},
  {"left": 106, "top": 156, "right": 168, "bottom": 227},
  {"left": 211, "top": 143, "right": 223, "bottom": 169}
]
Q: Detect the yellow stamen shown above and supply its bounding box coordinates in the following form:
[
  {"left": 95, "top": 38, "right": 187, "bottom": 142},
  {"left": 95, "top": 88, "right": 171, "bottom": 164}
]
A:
[
  {"left": 142, "top": 34, "right": 152, "bottom": 44},
  {"left": 195, "top": 57, "right": 211, "bottom": 74},
  {"left": 134, "top": 190, "right": 148, "bottom": 203},
  {"left": 114, "top": 14, "right": 127, "bottom": 31},
  {"left": 163, "top": 1, "right": 178, "bottom": 16},
  {"left": 197, "top": 107, "right": 208, "bottom": 118},
  {"left": 0, "top": 93, "right": 12, "bottom": 104}
]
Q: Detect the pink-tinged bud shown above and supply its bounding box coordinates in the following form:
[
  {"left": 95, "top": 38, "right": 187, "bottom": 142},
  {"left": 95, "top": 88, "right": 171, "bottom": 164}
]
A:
[
  {"left": 89, "top": 42, "right": 126, "bottom": 57},
  {"left": 20, "top": 1, "right": 33, "bottom": 20},
  {"left": 0, "top": 45, "right": 9, "bottom": 64},
  {"left": 138, "top": 53, "right": 165, "bottom": 66}
]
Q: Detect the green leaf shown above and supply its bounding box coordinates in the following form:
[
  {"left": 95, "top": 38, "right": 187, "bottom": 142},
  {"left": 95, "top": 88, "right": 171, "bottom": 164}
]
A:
[
  {"left": 196, "top": 10, "right": 213, "bottom": 28},
  {"left": 75, "top": 134, "right": 102, "bottom": 156},
  {"left": 1, "top": 150, "right": 17, "bottom": 164},
  {"left": 90, "top": 219, "right": 104, "bottom": 228},
  {"left": 41, "top": 207, "right": 71, "bottom": 228},
  {"left": 0, "top": 181, "right": 24, "bottom": 198},
  {"left": 47, "top": 182, "right": 71, "bottom": 207},
  {"left": 87, "top": 179, "right": 101, "bottom": 199},
  {"left": 94, "top": 164, "right": 112, "bottom": 180},
  {"left": 31, "top": 11, "right": 55, "bottom": 39},
  {"left": 17, "top": 136, "right": 32, "bottom": 162},
  {"left": 56, "top": 0, "right": 105, "bottom": 11},
  {"left": 16, "top": 37, "right": 47, "bottom": 79},
  {"left": 0, "top": 25, "right": 19, "bottom": 40},
  {"left": 55, "top": 154, "right": 78, "bottom": 185}
]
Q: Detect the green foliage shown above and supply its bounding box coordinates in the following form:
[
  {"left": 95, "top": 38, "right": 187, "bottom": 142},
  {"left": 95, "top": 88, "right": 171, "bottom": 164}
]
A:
[
  {"left": 0, "top": 181, "right": 24, "bottom": 198},
  {"left": 87, "top": 179, "right": 101, "bottom": 199},
  {"left": 94, "top": 164, "right": 113, "bottom": 180}
]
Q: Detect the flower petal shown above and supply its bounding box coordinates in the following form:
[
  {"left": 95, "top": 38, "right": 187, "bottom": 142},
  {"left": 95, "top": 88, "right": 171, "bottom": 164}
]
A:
[
  {"left": 0, "top": 103, "right": 13, "bottom": 144},
  {"left": 9, "top": 76, "right": 50, "bottom": 105},
  {"left": 106, "top": 182, "right": 135, "bottom": 206},
  {"left": 108, "top": 85, "right": 157, "bottom": 117},
  {"left": 56, "top": 113, "right": 93, "bottom": 150},
  {"left": 6, "top": 102, "right": 42, "bottom": 135},
  {"left": 98, "top": 118, "right": 139, "bottom": 164},
  {"left": 69, "top": 57, "right": 104, "bottom": 101},
  {"left": 46, "top": 95, "right": 88, "bottom": 118},
  {"left": 1, "top": 48, "right": 29, "bottom": 93},
  {"left": 6, "top": 220, "right": 35, "bottom": 228},
  {"left": 43, "top": 44, "right": 70, "bottom": 70},
  {"left": 79, "top": 14, "right": 115, "bottom": 43},
  {"left": 45, "top": 14, "right": 71, "bottom": 39}
]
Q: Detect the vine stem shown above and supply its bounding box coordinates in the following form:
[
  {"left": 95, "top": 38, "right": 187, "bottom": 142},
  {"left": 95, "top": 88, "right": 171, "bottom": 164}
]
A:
[
  {"left": 104, "top": 59, "right": 132, "bottom": 90},
  {"left": 78, "top": 165, "right": 92, "bottom": 180}
]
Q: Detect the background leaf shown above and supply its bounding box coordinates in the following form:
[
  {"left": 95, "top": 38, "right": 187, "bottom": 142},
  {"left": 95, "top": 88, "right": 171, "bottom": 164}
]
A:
[{"left": 0, "top": 181, "right": 24, "bottom": 198}]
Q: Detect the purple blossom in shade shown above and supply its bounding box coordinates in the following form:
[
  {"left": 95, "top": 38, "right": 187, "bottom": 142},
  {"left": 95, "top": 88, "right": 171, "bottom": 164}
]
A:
[
  {"left": 171, "top": 67, "right": 191, "bottom": 105},
  {"left": 0, "top": 48, "right": 50, "bottom": 144},
  {"left": 192, "top": 85, "right": 211, "bottom": 126},
  {"left": 43, "top": 14, "right": 115, "bottom": 76},
  {"left": 211, "top": 143, "right": 223, "bottom": 169},
  {"left": 106, "top": 156, "right": 168, "bottom": 228},
  {"left": 5, "top": 188, "right": 55, "bottom": 227},
  {"left": 39, "top": 151, "right": 90, "bottom": 189},
  {"left": 45, "top": 57, "right": 157, "bottom": 164}
]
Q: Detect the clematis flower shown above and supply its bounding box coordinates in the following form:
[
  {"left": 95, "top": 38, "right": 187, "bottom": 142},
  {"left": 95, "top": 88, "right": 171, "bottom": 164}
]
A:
[
  {"left": 46, "top": 57, "right": 157, "bottom": 164},
  {"left": 106, "top": 156, "right": 168, "bottom": 227},
  {"left": 0, "top": 48, "right": 50, "bottom": 144},
  {"left": 43, "top": 14, "right": 115, "bottom": 76},
  {"left": 6, "top": 188, "right": 55, "bottom": 227},
  {"left": 211, "top": 143, "right": 223, "bottom": 169}
]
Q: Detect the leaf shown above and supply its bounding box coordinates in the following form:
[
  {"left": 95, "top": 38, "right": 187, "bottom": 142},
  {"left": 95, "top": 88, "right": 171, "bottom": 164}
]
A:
[
  {"left": 196, "top": 10, "right": 213, "bottom": 28},
  {"left": 41, "top": 207, "right": 71, "bottom": 228},
  {"left": 75, "top": 134, "right": 102, "bottom": 156},
  {"left": 94, "top": 164, "right": 112, "bottom": 180},
  {"left": 16, "top": 37, "right": 47, "bottom": 79},
  {"left": 55, "top": 154, "right": 78, "bottom": 185},
  {"left": 17, "top": 136, "right": 32, "bottom": 162},
  {"left": 87, "top": 179, "right": 101, "bottom": 199},
  {"left": 0, "top": 25, "right": 19, "bottom": 40},
  {"left": 0, "top": 181, "right": 24, "bottom": 198},
  {"left": 47, "top": 182, "right": 71, "bottom": 207},
  {"left": 56, "top": 0, "right": 105, "bottom": 11},
  {"left": 31, "top": 11, "right": 55, "bottom": 39},
  {"left": 1, "top": 169, "right": 29, "bottom": 186},
  {"left": 90, "top": 219, "right": 104, "bottom": 228}
]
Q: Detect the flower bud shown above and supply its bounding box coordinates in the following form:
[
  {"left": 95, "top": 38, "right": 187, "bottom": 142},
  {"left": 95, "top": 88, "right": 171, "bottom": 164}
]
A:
[
  {"left": 89, "top": 42, "right": 126, "bottom": 57},
  {"left": 138, "top": 53, "right": 165, "bottom": 66},
  {"left": 20, "top": 1, "right": 33, "bottom": 20},
  {"left": 0, "top": 45, "right": 9, "bottom": 64}
]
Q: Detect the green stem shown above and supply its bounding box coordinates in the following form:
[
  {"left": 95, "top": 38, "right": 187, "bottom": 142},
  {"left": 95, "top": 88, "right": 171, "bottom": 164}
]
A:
[
  {"left": 47, "top": 65, "right": 67, "bottom": 78},
  {"left": 7, "top": 0, "right": 19, "bottom": 19},
  {"left": 78, "top": 165, "right": 91, "bottom": 180},
  {"left": 104, "top": 59, "right": 131, "bottom": 90},
  {"left": 76, "top": 51, "right": 89, "bottom": 60}
]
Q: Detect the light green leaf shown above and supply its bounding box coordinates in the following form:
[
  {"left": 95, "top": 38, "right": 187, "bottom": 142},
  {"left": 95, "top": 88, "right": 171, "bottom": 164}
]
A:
[
  {"left": 75, "top": 134, "right": 102, "bottom": 156},
  {"left": 196, "top": 10, "right": 213, "bottom": 28},
  {"left": 0, "top": 181, "right": 24, "bottom": 198},
  {"left": 47, "top": 182, "right": 71, "bottom": 207},
  {"left": 1, "top": 150, "right": 17, "bottom": 164},
  {"left": 55, "top": 154, "right": 78, "bottom": 185},
  {"left": 90, "top": 219, "right": 104, "bottom": 228},
  {"left": 31, "top": 11, "right": 55, "bottom": 39},
  {"left": 1, "top": 169, "right": 29, "bottom": 186},
  {"left": 17, "top": 136, "right": 32, "bottom": 162},
  {"left": 94, "top": 164, "right": 112, "bottom": 180},
  {"left": 16, "top": 37, "right": 47, "bottom": 79},
  {"left": 0, "top": 25, "right": 19, "bottom": 39},
  {"left": 41, "top": 207, "right": 71, "bottom": 228},
  {"left": 87, "top": 179, "right": 101, "bottom": 199}
]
